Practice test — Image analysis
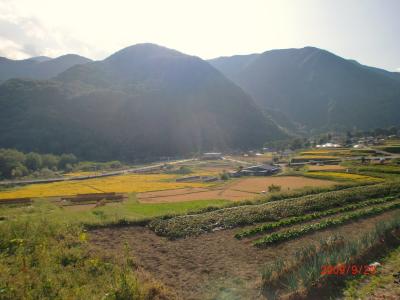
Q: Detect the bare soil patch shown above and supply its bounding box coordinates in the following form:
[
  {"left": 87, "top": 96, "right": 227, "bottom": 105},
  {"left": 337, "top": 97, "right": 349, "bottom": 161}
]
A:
[
  {"left": 228, "top": 176, "right": 337, "bottom": 193},
  {"left": 89, "top": 211, "right": 400, "bottom": 300},
  {"left": 136, "top": 176, "right": 336, "bottom": 203},
  {"left": 137, "top": 187, "right": 209, "bottom": 199},
  {"left": 138, "top": 189, "right": 255, "bottom": 203}
]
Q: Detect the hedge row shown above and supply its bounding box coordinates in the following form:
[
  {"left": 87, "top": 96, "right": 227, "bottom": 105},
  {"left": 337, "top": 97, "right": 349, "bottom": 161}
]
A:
[
  {"left": 148, "top": 182, "right": 400, "bottom": 238},
  {"left": 253, "top": 201, "right": 400, "bottom": 247}
]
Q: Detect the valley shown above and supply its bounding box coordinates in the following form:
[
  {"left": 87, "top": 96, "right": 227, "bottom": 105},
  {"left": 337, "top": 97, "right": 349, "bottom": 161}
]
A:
[
  {"left": 2, "top": 142, "right": 400, "bottom": 299},
  {"left": 0, "top": 12, "right": 399, "bottom": 298}
]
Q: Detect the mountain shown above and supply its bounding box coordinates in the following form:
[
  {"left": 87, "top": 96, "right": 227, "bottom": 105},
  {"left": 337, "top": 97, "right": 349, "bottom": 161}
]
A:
[
  {"left": 0, "top": 54, "right": 92, "bottom": 82},
  {"left": 29, "top": 56, "right": 52, "bottom": 62},
  {"left": 0, "top": 44, "right": 285, "bottom": 161},
  {"left": 209, "top": 47, "right": 400, "bottom": 131},
  {"left": 348, "top": 59, "right": 400, "bottom": 82}
]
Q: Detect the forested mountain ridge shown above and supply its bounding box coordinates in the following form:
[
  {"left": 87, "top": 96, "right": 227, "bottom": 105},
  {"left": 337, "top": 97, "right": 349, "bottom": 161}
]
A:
[
  {"left": 210, "top": 47, "right": 400, "bottom": 131},
  {"left": 0, "top": 44, "right": 285, "bottom": 161},
  {"left": 0, "top": 54, "right": 92, "bottom": 82}
]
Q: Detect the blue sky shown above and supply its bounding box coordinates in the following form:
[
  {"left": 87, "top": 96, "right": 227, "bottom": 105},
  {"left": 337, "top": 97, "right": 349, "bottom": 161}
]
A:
[{"left": 0, "top": 0, "right": 399, "bottom": 71}]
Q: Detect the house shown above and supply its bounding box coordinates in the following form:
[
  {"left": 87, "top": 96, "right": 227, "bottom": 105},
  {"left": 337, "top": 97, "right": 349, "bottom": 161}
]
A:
[
  {"left": 201, "top": 152, "right": 223, "bottom": 160},
  {"left": 316, "top": 143, "right": 342, "bottom": 148},
  {"left": 237, "top": 164, "right": 281, "bottom": 176},
  {"left": 353, "top": 144, "right": 367, "bottom": 149}
]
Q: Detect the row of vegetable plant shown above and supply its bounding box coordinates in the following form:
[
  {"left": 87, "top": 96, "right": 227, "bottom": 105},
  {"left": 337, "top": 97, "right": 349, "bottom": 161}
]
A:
[
  {"left": 235, "top": 195, "right": 399, "bottom": 239},
  {"left": 260, "top": 215, "right": 400, "bottom": 298},
  {"left": 253, "top": 201, "right": 400, "bottom": 247},
  {"left": 149, "top": 182, "right": 400, "bottom": 238}
]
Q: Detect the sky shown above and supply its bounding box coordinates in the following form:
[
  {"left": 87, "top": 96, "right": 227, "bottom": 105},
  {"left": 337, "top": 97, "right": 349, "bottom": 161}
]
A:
[{"left": 0, "top": 0, "right": 399, "bottom": 71}]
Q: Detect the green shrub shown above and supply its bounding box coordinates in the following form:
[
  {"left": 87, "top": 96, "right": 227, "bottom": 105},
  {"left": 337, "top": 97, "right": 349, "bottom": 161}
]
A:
[
  {"left": 220, "top": 171, "right": 230, "bottom": 181},
  {"left": 268, "top": 184, "right": 281, "bottom": 193},
  {"left": 166, "top": 166, "right": 192, "bottom": 175}
]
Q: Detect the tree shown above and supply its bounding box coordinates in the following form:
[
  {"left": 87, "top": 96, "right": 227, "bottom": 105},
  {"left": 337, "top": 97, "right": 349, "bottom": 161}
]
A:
[
  {"left": 0, "top": 149, "right": 26, "bottom": 179},
  {"left": 11, "top": 164, "right": 28, "bottom": 178},
  {"left": 42, "top": 154, "right": 59, "bottom": 170},
  {"left": 110, "top": 161, "right": 122, "bottom": 169},
  {"left": 373, "top": 128, "right": 387, "bottom": 137},
  {"left": 220, "top": 171, "right": 230, "bottom": 180},
  {"left": 25, "top": 152, "right": 42, "bottom": 171},
  {"left": 290, "top": 138, "right": 304, "bottom": 150},
  {"left": 176, "top": 166, "right": 192, "bottom": 174},
  {"left": 388, "top": 126, "right": 398, "bottom": 135},
  {"left": 58, "top": 154, "right": 77, "bottom": 170}
]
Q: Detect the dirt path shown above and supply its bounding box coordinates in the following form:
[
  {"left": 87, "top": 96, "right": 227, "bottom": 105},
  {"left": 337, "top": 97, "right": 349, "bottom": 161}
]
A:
[{"left": 89, "top": 211, "right": 400, "bottom": 300}]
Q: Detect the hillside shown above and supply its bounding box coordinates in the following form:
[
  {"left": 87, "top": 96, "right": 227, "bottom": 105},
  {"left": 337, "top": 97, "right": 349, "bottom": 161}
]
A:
[
  {"left": 0, "top": 54, "right": 92, "bottom": 82},
  {"left": 210, "top": 47, "right": 400, "bottom": 131},
  {"left": 0, "top": 44, "right": 285, "bottom": 161}
]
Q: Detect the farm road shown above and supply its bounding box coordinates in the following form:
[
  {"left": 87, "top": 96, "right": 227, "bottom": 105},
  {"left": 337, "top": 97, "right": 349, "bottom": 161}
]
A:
[{"left": 0, "top": 158, "right": 196, "bottom": 186}]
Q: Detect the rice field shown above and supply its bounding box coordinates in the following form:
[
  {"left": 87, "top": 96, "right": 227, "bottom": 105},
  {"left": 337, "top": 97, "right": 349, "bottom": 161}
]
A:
[
  {"left": 300, "top": 149, "right": 351, "bottom": 156},
  {"left": 303, "top": 171, "right": 382, "bottom": 182},
  {"left": 0, "top": 173, "right": 211, "bottom": 199}
]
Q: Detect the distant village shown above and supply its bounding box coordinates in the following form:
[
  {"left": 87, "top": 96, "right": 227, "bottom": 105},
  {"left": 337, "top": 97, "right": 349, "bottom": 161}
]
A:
[{"left": 195, "top": 129, "right": 400, "bottom": 180}]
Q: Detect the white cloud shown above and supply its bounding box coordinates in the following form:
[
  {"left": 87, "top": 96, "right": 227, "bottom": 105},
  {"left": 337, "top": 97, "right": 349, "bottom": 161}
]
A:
[
  {"left": 0, "top": 37, "right": 27, "bottom": 59},
  {"left": 0, "top": 2, "right": 100, "bottom": 59}
]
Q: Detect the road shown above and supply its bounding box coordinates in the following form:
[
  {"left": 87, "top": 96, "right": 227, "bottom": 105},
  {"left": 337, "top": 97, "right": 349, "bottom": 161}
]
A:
[{"left": 0, "top": 158, "right": 196, "bottom": 186}]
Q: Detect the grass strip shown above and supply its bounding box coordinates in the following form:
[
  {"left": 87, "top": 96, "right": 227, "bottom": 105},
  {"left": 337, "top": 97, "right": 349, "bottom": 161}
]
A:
[
  {"left": 253, "top": 201, "right": 400, "bottom": 247},
  {"left": 235, "top": 195, "right": 399, "bottom": 239}
]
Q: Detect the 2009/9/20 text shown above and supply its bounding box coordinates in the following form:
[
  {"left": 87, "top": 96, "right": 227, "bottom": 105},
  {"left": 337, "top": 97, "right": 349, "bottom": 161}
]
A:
[{"left": 321, "top": 264, "right": 377, "bottom": 276}]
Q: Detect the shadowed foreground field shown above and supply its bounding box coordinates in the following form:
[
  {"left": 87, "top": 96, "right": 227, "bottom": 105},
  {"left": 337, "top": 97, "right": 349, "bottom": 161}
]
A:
[{"left": 89, "top": 211, "right": 400, "bottom": 300}]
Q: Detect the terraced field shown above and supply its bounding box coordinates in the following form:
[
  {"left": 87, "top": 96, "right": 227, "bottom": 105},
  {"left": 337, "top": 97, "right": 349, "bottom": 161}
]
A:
[
  {"left": 149, "top": 182, "right": 400, "bottom": 238},
  {"left": 3, "top": 156, "right": 400, "bottom": 299},
  {"left": 89, "top": 180, "right": 400, "bottom": 299}
]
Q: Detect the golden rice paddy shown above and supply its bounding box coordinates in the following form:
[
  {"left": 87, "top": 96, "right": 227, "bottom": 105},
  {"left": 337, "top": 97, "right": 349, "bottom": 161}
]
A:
[
  {"left": 0, "top": 174, "right": 211, "bottom": 199},
  {"left": 305, "top": 171, "right": 382, "bottom": 182}
]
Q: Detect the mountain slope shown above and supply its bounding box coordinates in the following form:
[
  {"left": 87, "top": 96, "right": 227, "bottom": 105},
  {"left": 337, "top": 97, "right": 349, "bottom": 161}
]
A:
[
  {"left": 0, "top": 44, "right": 285, "bottom": 160},
  {"left": 0, "top": 54, "right": 92, "bottom": 82},
  {"left": 209, "top": 47, "right": 400, "bottom": 131},
  {"left": 348, "top": 59, "right": 400, "bottom": 82}
]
